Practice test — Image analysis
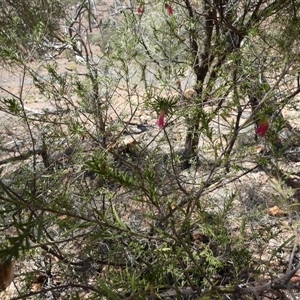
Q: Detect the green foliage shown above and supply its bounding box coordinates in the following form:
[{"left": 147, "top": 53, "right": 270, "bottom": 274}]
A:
[
  {"left": 0, "top": 0, "right": 63, "bottom": 60},
  {"left": 0, "top": 98, "right": 22, "bottom": 115},
  {"left": 147, "top": 95, "right": 178, "bottom": 114}
]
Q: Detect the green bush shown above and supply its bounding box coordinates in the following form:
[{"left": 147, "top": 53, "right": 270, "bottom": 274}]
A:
[{"left": 1, "top": 0, "right": 300, "bottom": 299}]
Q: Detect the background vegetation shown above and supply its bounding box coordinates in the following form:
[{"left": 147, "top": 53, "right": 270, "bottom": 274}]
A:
[{"left": 1, "top": 0, "right": 300, "bottom": 299}]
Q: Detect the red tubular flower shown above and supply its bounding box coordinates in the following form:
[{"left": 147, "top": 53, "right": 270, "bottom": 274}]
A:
[
  {"left": 165, "top": 4, "right": 173, "bottom": 15},
  {"left": 137, "top": 6, "right": 143, "bottom": 16},
  {"left": 256, "top": 117, "right": 269, "bottom": 137},
  {"left": 157, "top": 112, "right": 166, "bottom": 129}
]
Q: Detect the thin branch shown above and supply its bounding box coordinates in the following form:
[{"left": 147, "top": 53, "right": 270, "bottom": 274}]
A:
[
  {"left": 10, "top": 283, "right": 98, "bottom": 300},
  {"left": 164, "top": 128, "right": 190, "bottom": 196}
]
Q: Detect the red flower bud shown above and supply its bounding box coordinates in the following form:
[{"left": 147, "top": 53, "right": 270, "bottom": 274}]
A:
[
  {"left": 255, "top": 117, "right": 269, "bottom": 137},
  {"left": 157, "top": 112, "right": 166, "bottom": 129},
  {"left": 137, "top": 6, "right": 143, "bottom": 16},
  {"left": 165, "top": 4, "right": 173, "bottom": 15}
]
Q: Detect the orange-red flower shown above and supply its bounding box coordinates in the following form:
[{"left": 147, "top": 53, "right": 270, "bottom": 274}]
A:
[
  {"left": 157, "top": 111, "right": 166, "bottom": 129},
  {"left": 256, "top": 117, "right": 269, "bottom": 137},
  {"left": 165, "top": 4, "right": 173, "bottom": 15}
]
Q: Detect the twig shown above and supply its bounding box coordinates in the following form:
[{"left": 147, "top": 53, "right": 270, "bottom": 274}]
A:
[
  {"left": 10, "top": 283, "right": 97, "bottom": 300},
  {"left": 287, "top": 231, "right": 300, "bottom": 274},
  {"left": 0, "top": 150, "right": 38, "bottom": 166}
]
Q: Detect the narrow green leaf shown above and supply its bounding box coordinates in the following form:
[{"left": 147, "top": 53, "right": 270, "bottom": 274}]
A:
[
  {"left": 112, "top": 205, "right": 127, "bottom": 229},
  {"left": 97, "top": 278, "right": 119, "bottom": 299}
]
